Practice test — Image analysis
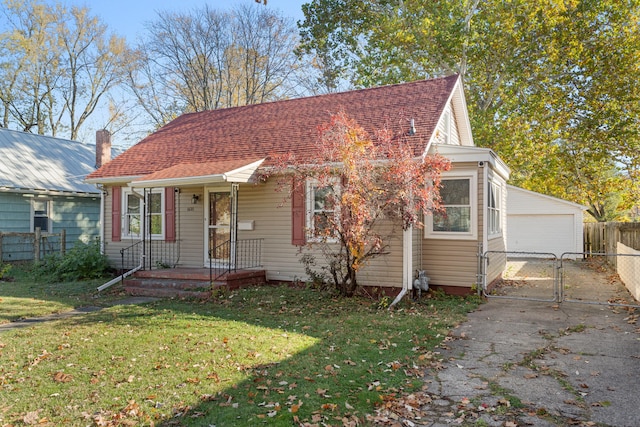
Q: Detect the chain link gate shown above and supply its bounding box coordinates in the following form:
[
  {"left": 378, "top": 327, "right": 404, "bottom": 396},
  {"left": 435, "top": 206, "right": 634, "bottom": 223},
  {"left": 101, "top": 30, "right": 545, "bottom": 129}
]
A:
[
  {"left": 480, "top": 251, "right": 560, "bottom": 302},
  {"left": 559, "top": 252, "right": 640, "bottom": 309},
  {"left": 479, "top": 250, "right": 640, "bottom": 309}
]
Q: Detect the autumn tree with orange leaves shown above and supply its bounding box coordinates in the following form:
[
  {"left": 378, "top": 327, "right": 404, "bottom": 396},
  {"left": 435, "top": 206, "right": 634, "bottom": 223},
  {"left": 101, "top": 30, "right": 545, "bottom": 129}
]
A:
[{"left": 275, "top": 111, "right": 450, "bottom": 297}]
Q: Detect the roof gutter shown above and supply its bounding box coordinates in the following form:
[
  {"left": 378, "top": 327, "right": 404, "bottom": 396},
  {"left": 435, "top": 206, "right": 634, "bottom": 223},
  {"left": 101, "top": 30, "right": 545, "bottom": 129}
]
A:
[
  {"left": 0, "top": 186, "right": 100, "bottom": 197},
  {"left": 84, "top": 175, "right": 142, "bottom": 185},
  {"left": 129, "top": 174, "right": 227, "bottom": 188}
]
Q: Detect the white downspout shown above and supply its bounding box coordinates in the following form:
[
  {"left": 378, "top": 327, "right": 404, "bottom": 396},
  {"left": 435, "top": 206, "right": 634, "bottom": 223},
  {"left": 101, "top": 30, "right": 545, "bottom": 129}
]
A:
[
  {"left": 98, "top": 185, "right": 105, "bottom": 254},
  {"left": 482, "top": 164, "right": 489, "bottom": 256},
  {"left": 390, "top": 225, "right": 413, "bottom": 308}
]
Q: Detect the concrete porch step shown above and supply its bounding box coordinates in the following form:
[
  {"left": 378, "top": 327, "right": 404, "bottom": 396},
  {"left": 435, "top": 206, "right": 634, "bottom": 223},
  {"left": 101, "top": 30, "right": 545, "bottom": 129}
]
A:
[{"left": 123, "top": 268, "right": 267, "bottom": 299}]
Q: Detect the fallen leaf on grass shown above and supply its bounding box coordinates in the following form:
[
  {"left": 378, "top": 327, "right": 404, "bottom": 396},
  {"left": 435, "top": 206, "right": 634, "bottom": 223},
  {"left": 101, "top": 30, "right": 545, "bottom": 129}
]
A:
[
  {"left": 22, "top": 410, "right": 41, "bottom": 425},
  {"left": 316, "top": 388, "right": 330, "bottom": 397},
  {"left": 52, "top": 371, "right": 72, "bottom": 383}
]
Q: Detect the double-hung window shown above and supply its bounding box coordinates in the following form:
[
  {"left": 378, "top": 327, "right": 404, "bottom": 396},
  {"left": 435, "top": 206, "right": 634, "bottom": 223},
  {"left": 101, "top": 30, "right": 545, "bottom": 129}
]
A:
[
  {"left": 488, "top": 181, "right": 502, "bottom": 236},
  {"left": 306, "top": 179, "right": 339, "bottom": 241},
  {"left": 426, "top": 173, "right": 477, "bottom": 239},
  {"left": 123, "top": 189, "right": 164, "bottom": 239},
  {"left": 124, "top": 191, "right": 141, "bottom": 237}
]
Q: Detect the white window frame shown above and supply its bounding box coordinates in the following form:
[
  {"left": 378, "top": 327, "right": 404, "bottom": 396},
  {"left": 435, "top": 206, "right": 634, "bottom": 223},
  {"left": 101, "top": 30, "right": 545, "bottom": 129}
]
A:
[
  {"left": 306, "top": 178, "right": 340, "bottom": 242},
  {"left": 488, "top": 180, "right": 502, "bottom": 237},
  {"left": 122, "top": 189, "right": 165, "bottom": 240},
  {"left": 425, "top": 172, "right": 477, "bottom": 240},
  {"left": 31, "top": 199, "right": 52, "bottom": 233}
]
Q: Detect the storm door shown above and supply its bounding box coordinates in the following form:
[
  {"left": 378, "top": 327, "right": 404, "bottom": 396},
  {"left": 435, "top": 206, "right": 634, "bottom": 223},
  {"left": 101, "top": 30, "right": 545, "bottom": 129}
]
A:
[{"left": 206, "top": 185, "right": 238, "bottom": 267}]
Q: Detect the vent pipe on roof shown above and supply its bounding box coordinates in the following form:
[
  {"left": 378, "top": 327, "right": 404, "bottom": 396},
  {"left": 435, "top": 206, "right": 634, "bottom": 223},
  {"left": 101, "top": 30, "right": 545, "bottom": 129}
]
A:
[
  {"left": 95, "top": 129, "right": 112, "bottom": 169},
  {"left": 409, "top": 118, "right": 416, "bottom": 136}
]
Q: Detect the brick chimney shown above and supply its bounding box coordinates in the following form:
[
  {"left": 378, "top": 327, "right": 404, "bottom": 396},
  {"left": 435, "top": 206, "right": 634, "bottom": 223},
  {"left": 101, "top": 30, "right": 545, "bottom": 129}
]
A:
[{"left": 95, "top": 129, "right": 111, "bottom": 169}]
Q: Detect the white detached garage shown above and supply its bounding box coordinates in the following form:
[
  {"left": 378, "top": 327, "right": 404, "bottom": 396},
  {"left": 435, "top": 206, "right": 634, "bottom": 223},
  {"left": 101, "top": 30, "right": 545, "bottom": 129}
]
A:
[{"left": 507, "top": 186, "right": 587, "bottom": 258}]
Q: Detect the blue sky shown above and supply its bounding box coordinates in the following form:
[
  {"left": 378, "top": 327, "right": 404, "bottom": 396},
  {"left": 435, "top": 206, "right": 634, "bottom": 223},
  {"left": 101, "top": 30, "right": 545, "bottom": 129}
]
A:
[{"left": 66, "top": 0, "right": 307, "bottom": 41}]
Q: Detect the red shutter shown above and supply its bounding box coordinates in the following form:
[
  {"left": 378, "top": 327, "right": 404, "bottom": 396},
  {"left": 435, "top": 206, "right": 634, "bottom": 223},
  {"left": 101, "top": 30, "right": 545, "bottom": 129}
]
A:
[
  {"left": 291, "top": 179, "right": 306, "bottom": 246},
  {"left": 111, "top": 186, "right": 121, "bottom": 242},
  {"left": 165, "top": 187, "right": 176, "bottom": 242}
]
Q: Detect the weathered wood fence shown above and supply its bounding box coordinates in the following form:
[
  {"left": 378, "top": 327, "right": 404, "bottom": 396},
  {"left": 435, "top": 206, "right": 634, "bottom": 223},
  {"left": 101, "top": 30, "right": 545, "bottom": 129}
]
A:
[
  {"left": 584, "top": 222, "right": 640, "bottom": 255},
  {"left": 0, "top": 228, "right": 66, "bottom": 262}
]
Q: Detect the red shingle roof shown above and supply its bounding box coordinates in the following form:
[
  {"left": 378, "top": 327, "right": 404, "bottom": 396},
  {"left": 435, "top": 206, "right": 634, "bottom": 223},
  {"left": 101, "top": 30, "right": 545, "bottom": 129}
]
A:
[{"left": 87, "top": 74, "right": 459, "bottom": 181}]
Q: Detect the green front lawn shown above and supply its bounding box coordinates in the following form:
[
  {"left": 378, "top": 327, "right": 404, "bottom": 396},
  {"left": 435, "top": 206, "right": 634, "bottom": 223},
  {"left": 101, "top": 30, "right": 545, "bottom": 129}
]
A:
[
  {"left": 0, "top": 273, "right": 480, "bottom": 426},
  {"left": 0, "top": 266, "right": 122, "bottom": 324}
]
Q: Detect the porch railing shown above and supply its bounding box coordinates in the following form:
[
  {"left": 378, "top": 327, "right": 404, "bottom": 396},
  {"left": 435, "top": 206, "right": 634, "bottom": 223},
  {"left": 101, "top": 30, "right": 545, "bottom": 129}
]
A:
[
  {"left": 119, "top": 240, "right": 180, "bottom": 271},
  {"left": 120, "top": 240, "right": 143, "bottom": 273},
  {"left": 209, "top": 238, "right": 263, "bottom": 280}
]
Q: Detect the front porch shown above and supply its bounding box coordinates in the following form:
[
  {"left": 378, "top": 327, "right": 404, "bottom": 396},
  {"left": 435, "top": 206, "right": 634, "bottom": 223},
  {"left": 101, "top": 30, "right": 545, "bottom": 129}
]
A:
[{"left": 123, "top": 267, "right": 267, "bottom": 299}]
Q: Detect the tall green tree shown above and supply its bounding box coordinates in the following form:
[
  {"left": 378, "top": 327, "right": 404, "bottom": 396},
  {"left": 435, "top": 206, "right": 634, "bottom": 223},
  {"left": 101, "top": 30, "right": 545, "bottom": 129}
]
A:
[{"left": 299, "top": 0, "right": 640, "bottom": 221}]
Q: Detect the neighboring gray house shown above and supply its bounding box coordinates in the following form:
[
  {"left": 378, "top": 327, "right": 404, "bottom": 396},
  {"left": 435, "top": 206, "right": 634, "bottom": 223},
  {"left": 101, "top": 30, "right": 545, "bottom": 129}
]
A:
[{"left": 0, "top": 128, "right": 114, "bottom": 261}]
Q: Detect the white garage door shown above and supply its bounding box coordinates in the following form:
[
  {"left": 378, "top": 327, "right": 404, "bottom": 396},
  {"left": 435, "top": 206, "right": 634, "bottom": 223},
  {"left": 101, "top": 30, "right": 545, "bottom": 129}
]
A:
[{"left": 508, "top": 214, "right": 575, "bottom": 257}]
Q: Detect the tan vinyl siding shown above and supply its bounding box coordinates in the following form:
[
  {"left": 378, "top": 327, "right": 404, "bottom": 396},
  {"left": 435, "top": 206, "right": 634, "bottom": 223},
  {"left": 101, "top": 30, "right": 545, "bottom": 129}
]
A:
[
  {"left": 486, "top": 240, "right": 506, "bottom": 285},
  {"left": 422, "top": 163, "right": 483, "bottom": 289},
  {"left": 238, "top": 180, "right": 404, "bottom": 287},
  {"left": 485, "top": 170, "right": 507, "bottom": 283},
  {"left": 356, "top": 223, "right": 403, "bottom": 288},
  {"left": 235, "top": 180, "right": 302, "bottom": 282},
  {"left": 421, "top": 239, "right": 480, "bottom": 288},
  {"left": 449, "top": 105, "right": 461, "bottom": 145},
  {"left": 175, "top": 187, "right": 205, "bottom": 267},
  {"left": 434, "top": 104, "right": 461, "bottom": 146}
]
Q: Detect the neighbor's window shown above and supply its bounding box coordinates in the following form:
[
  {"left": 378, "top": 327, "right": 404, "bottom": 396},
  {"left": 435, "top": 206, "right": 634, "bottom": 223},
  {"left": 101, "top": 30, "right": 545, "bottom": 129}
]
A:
[
  {"left": 123, "top": 189, "right": 164, "bottom": 238},
  {"left": 306, "top": 179, "right": 339, "bottom": 240},
  {"left": 488, "top": 181, "right": 502, "bottom": 236},
  {"left": 32, "top": 199, "right": 51, "bottom": 232},
  {"left": 426, "top": 173, "right": 477, "bottom": 239}
]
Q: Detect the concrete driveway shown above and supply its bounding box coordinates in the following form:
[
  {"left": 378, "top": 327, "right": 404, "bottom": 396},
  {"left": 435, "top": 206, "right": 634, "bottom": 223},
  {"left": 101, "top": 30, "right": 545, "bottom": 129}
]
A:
[{"left": 378, "top": 258, "right": 640, "bottom": 426}]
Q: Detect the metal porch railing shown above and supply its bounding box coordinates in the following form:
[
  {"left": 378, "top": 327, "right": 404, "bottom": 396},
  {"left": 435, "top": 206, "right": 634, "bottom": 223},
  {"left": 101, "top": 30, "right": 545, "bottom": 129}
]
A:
[{"left": 209, "top": 238, "right": 263, "bottom": 281}]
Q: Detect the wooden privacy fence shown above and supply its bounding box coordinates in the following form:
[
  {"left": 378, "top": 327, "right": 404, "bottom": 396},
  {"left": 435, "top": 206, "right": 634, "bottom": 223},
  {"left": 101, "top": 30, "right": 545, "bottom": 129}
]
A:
[
  {"left": 584, "top": 222, "right": 640, "bottom": 265},
  {"left": 0, "top": 228, "right": 66, "bottom": 263}
]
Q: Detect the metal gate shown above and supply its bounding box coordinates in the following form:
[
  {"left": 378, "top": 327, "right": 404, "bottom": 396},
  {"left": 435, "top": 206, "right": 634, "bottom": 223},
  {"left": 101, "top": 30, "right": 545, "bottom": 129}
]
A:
[
  {"left": 479, "top": 251, "right": 640, "bottom": 309},
  {"left": 480, "top": 251, "right": 559, "bottom": 302}
]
